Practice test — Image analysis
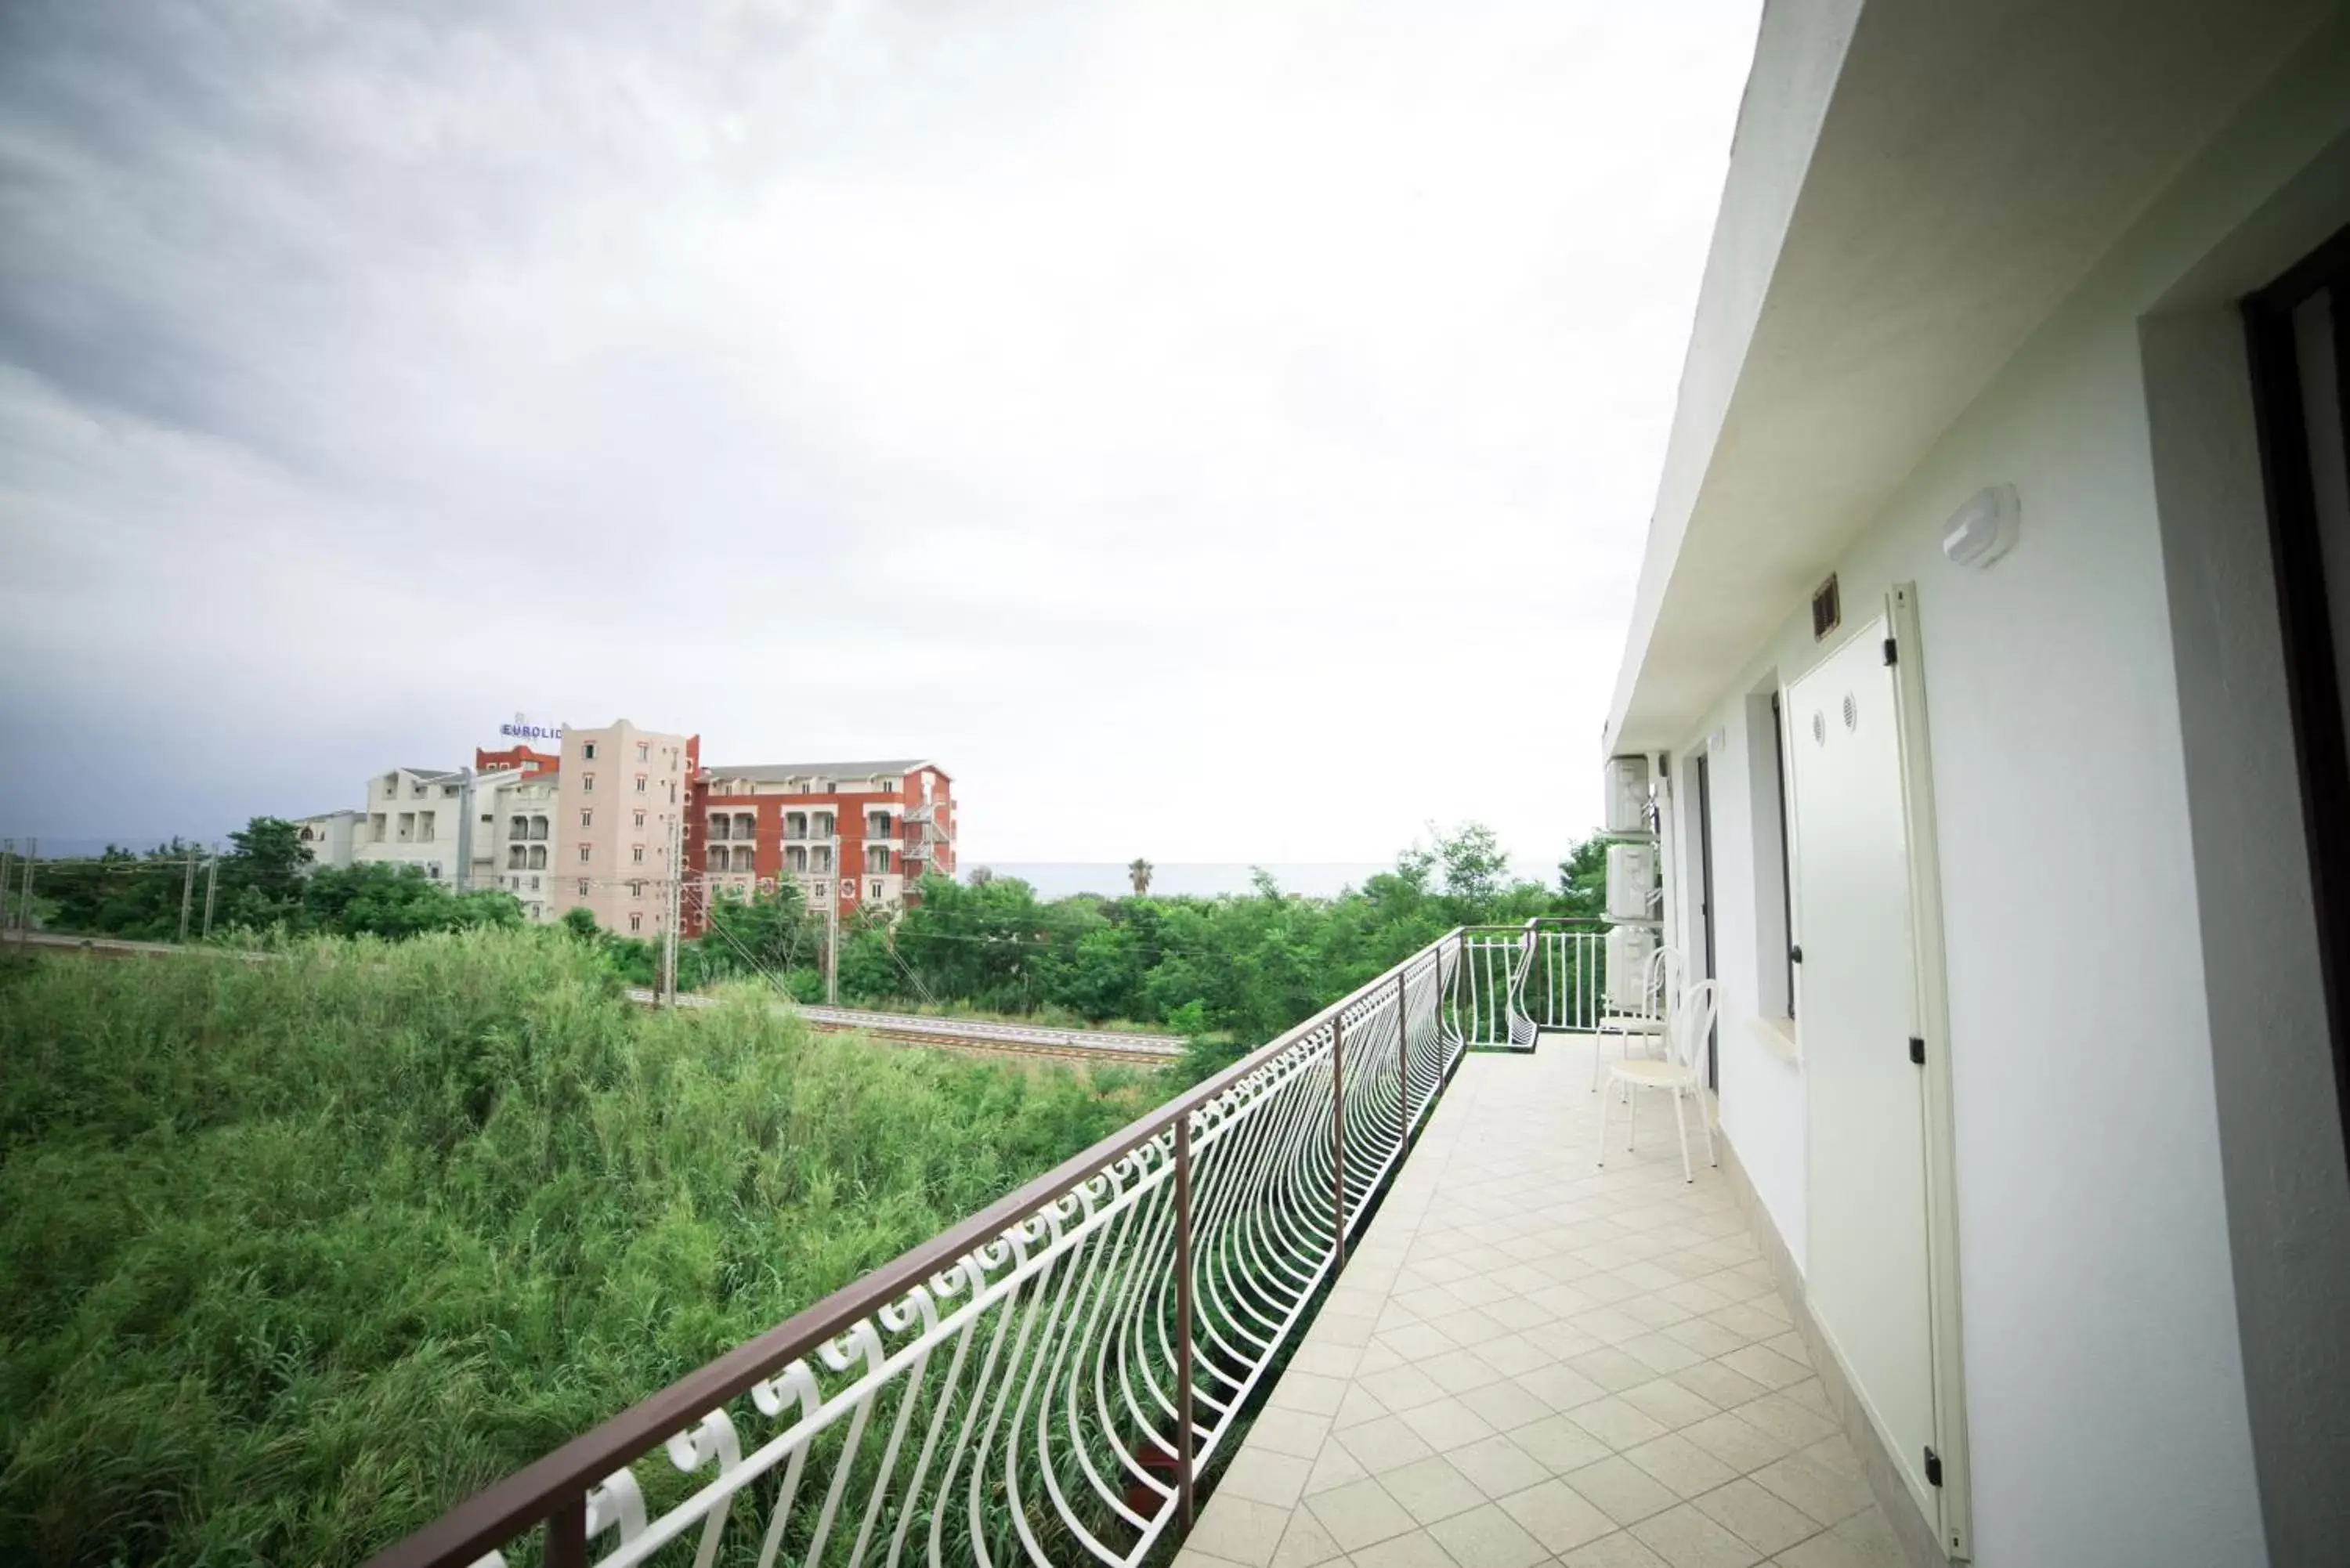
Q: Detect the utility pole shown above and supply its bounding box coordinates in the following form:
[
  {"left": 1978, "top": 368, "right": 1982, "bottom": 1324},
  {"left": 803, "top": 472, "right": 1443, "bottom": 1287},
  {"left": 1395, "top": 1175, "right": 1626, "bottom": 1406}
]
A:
[
  {"left": 178, "top": 854, "right": 197, "bottom": 943},
  {"left": 16, "top": 837, "right": 34, "bottom": 945},
  {"left": 202, "top": 856, "right": 220, "bottom": 939},
  {"left": 825, "top": 894, "right": 840, "bottom": 1006},
  {"left": 0, "top": 840, "right": 13, "bottom": 935},
  {"left": 454, "top": 768, "right": 476, "bottom": 894},
  {"left": 660, "top": 811, "right": 682, "bottom": 1006}
]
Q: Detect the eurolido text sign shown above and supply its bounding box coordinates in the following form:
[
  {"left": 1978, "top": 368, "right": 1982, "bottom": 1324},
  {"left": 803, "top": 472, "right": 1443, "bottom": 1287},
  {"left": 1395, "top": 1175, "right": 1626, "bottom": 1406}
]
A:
[{"left": 499, "top": 719, "right": 566, "bottom": 742}]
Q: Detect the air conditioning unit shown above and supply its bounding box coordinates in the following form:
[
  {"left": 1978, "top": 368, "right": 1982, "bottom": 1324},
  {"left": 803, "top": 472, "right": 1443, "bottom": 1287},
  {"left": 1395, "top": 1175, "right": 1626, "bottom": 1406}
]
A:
[
  {"left": 1603, "top": 756, "right": 1651, "bottom": 834},
  {"left": 1605, "top": 924, "right": 1657, "bottom": 1011},
  {"left": 1606, "top": 842, "right": 1658, "bottom": 922}
]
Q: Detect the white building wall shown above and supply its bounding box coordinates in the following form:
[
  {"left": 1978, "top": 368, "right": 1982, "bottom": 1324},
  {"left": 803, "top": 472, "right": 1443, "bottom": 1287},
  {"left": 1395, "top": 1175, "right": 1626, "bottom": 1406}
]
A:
[
  {"left": 354, "top": 769, "right": 467, "bottom": 882},
  {"left": 1650, "top": 33, "right": 2350, "bottom": 1565}
]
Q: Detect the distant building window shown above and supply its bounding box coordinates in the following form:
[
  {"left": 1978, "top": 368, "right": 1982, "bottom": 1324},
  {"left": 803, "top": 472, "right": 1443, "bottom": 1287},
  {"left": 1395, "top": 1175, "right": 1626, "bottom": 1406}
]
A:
[
  {"left": 578, "top": 844, "right": 591, "bottom": 863},
  {"left": 443, "top": 784, "right": 460, "bottom": 797},
  {"left": 584, "top": 742, "right": 597, "bottom": 761},
  {"left": 630, "top": 912, "right": 642, "bottom": 933},
  {"left": 880, "top": 779, "right": 897, "bottom": 794},
  {"left": 870, "top": 879, "right": 883, "bottom": 900},
  {"left": 479, "top": 814, "right": 492, "bottom": 826},
  {"left": 580, "top": 809, "right": 592, "bottom": 828},
  {"left": 634, "top": 775, "right": 647, "bottom": 793},
  {"left": 427, "top": 863, "right": 441, "bottom": 880},
  {"left": 814, "top": 880, "right": 828, "bottom": 900},
  {"left": 529, "top": 876, "right": 540, "bottom": 891},
  {"left": 577, "top": 879, "right": 590, "bottom": 896},
  {"left": 637, "top": 742, "right": 649, "bottom": 761},
  {"left": 634, "top": 810, "right": 645, "bottom": 829},
  {"left": 628, "top": 880, "right": 644, "bottom": 900},
  {"left": 632, "top": 844, "right": 645, "bottom": 864},
  {"left": 584, "top": 774, "right": 595, "bottom": 793}
]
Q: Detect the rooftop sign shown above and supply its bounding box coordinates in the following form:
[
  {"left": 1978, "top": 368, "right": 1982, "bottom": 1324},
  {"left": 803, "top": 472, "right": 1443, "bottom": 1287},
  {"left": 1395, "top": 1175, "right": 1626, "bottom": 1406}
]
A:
[{"left": 499, "top": 714, "right": 564, "bottom": 742}]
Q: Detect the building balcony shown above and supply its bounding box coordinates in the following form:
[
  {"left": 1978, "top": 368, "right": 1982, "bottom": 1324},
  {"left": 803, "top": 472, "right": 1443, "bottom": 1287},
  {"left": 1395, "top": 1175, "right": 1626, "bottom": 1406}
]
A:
[{"left": 369, "top": 921, "right": 1906, "bottom": 1568}]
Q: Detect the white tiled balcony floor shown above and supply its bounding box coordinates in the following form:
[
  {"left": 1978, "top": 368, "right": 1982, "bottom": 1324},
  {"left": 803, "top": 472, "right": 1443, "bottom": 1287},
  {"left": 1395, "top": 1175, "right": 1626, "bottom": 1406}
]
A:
[{"left": 1176, "top": 1041, "right": 1906, "bottom": 1568}]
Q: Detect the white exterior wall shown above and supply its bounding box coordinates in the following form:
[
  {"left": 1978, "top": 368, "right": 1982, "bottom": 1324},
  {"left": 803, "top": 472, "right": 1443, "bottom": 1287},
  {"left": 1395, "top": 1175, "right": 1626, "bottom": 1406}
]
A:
[
  {"left": 291, "top": 811, "right": 357, "bottom": 870},
  {"left": 1650, "top": 39, "right": 2350, "bottom": 1564},
  {"left": 354, "top": 769, "right": 467, "bottom": 881},
  {"left": 481, "top": 772, "right": 559, "bottom": 921}
]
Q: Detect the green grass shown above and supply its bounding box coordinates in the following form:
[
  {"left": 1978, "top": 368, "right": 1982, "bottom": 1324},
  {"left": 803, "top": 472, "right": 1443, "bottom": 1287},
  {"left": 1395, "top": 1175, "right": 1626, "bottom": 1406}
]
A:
[{"left": 0, "top": 931, "right": 1165, "bottom": 1566}]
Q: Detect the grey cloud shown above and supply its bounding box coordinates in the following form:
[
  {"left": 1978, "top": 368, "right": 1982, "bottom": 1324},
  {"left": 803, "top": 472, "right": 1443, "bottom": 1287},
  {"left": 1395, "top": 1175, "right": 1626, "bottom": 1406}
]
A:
[{"left": 0, "top": 0, "right": 1760, "bottom": 865}]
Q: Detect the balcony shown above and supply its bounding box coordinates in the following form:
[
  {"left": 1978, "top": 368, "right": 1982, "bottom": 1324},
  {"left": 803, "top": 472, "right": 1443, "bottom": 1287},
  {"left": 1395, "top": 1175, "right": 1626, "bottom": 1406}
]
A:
[{"left": 369, "top": 922, "right": 1885, "bottom": 1568}]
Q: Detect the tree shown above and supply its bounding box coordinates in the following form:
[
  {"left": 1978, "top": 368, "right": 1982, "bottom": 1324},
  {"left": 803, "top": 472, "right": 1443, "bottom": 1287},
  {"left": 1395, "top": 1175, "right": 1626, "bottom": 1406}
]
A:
[
  {"left": 967, "top": 866, "right": 995, "bottom": 887},
  {"left": 215, "top": 817, "right": 314, "bottom": 931},
  {"left": 1434, "top": 822, "right": 1509, "bottom": 919},
  {"left": 1127, "top": 858, "right": 1154, "bottom": 897}
]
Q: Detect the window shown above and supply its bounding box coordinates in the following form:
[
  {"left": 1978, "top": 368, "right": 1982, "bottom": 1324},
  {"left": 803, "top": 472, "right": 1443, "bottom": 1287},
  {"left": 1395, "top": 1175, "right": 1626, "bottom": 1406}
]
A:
[
  {"left": 630, "top": 912, "right": 642, "bottom": 933},
  {"left": 870, "top": 878, "right": 883, "bottom": 900},
  {"left": 479, "top": 814, "right": 492, "bottom": 826},
  {"left": 579, "top": 844, "right": 592, "bottom": 863},
  {"left": 529, "top": 876, "right": 540, "bottom": 891},
  {"left": 813, "top": 880, "right": 828, "bottom": 900},
  {"left": 427, "top": 863, "right": 441, "bottom": 880},
  {"left": 577, "top": 878, "right": 591, "bottom": 896},
  {"left": 637, "top": 742, "right": 649, "bottom": 761},
  {"left": 880, "top": 779, "right": 897, "bottom": 794},
  {"left": 443, "top": 783, "right": 461, "bottom": 798},
  {"left": 580, "top": 809, "right": 593, "bottom": 828},
  {"left": 634, "top": 810, "right": 646, "bottom": 829},
  {"left": 628, "top": 880, "right": 644, "bottom": 900},
  {"left": 632, "top": 844, "right": 645, "bottom": 864},
  {"left": 528, "top": 846, "right": 546, "bottom": 870},
  {"left": 584, "top": 773, "right": 595, "bottom": 793},
  {"left": 583, "top": 742, "right": 597, "bottom": 761},
  {"left": 635, "top": 775, "right": 648, "bottom": 794}
]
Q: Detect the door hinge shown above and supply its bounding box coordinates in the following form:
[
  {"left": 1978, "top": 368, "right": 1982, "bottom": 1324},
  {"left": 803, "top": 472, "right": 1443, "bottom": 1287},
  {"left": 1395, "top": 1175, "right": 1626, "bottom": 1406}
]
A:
[
  {"left": 1883, "top": 636, "right": 1899, "bottom": 666},
  {"left": 1924, "top": 1446, "right": 1943, "bottom": 1487},
  {"left": 1908, "top": 1035, "right": 1925, "bottom": 1065}
]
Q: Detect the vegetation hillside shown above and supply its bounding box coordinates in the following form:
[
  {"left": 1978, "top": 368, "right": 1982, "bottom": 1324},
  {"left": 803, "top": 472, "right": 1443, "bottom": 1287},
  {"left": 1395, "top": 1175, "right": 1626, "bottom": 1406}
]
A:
[{"left": 0, "top": 931, "right": 1162, "bottom": 1565}]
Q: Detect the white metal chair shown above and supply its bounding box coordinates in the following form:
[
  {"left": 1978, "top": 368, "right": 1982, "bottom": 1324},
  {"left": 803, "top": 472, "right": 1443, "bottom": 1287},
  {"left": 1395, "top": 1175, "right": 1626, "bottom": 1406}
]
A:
[
  {"left": 1596, "top": 977, "right": 1719, "bottom": 1183},
  {"left": 1592, "top": 942, "right": 1680, "bottom": 1093}
]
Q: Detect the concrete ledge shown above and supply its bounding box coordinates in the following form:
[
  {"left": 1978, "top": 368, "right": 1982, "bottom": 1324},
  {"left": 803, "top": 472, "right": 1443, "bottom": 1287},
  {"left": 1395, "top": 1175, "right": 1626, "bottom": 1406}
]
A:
[{"left": 1715, "top": 1124, "right": 1948, "bottom": 1567}]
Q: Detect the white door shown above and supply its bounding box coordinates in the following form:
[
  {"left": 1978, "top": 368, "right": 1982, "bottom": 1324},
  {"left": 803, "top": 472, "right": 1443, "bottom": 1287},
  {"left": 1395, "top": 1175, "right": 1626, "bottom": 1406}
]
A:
[{"left": 1787, "top": 616, "right": 1938, "bottom": 1519}]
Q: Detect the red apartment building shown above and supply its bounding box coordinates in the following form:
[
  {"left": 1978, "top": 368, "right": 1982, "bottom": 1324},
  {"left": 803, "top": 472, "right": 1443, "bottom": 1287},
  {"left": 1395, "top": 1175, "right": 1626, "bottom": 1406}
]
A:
[
  {"left": 474, "top": 744, "right": 559, "bottom": 777},
  {"left": 687, "top": 758, "right": 956, "bottom": 931}
]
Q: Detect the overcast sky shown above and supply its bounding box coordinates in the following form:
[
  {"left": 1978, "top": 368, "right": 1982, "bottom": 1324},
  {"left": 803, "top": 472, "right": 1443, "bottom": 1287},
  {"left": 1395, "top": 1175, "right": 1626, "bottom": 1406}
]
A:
[{"left": 0, "top": 0, "right": 1758, "bottom": 880}]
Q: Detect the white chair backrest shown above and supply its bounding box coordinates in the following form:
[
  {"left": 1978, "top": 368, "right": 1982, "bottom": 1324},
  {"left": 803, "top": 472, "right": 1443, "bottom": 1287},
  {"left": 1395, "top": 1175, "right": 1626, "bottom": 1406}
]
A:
[
  {"left": 1671, "top": 979, "right": 1719, "bottom": 1075},
  {"left": 1647, "top": 945, "right": 1685, "bottom": 1018}
]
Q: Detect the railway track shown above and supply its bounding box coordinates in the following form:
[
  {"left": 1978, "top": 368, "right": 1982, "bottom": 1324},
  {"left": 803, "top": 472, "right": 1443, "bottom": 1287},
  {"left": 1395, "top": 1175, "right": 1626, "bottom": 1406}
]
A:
[
  {"left": 8, "top": 932, "right": 1183, "bottom": 1068},
  {"left": 627, "top": 988, "right": 1184, "bottom": 1066}
]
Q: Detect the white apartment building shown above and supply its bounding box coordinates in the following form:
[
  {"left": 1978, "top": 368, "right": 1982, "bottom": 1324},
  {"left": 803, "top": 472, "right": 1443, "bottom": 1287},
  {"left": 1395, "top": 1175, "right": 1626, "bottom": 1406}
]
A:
[
  {"left": 482, "top": 771, "right": 562, "bottom": 923},
  {"left": 549, "top": 719, "right": 698, "bottom": 940},
  {"left": 291, "top": 810, "right": 359, "bottom": 869},
  {"left": 1604, "top": 5, "right": 2350, "bottom": 1563},
  {"left": 354, "top": 767, "right": 471, "bottom": 882}
]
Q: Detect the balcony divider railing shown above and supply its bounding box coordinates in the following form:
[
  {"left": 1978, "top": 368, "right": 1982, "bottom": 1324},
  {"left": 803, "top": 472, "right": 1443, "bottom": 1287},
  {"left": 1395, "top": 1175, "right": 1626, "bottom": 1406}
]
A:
[
  {"left": 367, "top": 929, "right": 1473, "bottom": 1568},
  {"left": 1452, "top": 918, "right": 1608, "bottom": 1050}
]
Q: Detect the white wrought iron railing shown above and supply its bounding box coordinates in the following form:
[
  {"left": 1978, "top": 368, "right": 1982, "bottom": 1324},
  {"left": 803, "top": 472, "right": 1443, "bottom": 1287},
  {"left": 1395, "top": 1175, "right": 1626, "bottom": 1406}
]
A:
[
  {"left": 1452, "top": 918, "right": 1607, "bottom": 1050},
  {"left": 367, "top": 930, "right": 1473, "bottom": 1568}
]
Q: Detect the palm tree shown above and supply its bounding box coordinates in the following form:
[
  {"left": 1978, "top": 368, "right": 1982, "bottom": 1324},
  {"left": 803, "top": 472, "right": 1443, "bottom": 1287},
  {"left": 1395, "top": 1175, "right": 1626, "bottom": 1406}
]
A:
[{"left": 1127, "top": 858, "right": 1154, "bottom": 897}]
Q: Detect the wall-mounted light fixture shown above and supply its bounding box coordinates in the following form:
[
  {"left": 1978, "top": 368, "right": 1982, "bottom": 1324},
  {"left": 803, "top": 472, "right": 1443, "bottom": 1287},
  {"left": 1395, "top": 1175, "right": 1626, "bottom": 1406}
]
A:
[{"left": 1943, "top": 484, "right": 2020, "bottom": 569}]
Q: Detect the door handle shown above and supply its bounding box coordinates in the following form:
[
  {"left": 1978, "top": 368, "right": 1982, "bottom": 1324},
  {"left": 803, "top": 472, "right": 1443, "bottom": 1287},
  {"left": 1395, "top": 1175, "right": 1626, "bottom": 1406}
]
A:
[{"left": 1790, "top": 945, "right": 1804, "bottom": 963}]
